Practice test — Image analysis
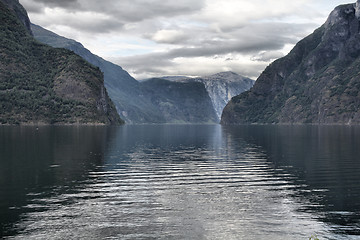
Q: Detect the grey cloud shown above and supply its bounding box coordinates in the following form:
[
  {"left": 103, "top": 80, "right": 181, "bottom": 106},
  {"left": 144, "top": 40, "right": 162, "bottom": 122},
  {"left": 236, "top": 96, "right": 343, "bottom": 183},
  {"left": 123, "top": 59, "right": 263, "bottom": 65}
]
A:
[
  {"left": 251, "top": 51, "right": 285, "bottom": 62},
  {"left": 112, "top": 21, "right": 316, "bottom": 79},
  {"left": 113, "top": 41, "right": 268, "bottom": 78},
  {"left": 19, "top": 0, "right": 325, "bottom": 79},
  {"left": 114, "top": 51, "right": 268, "bottom": 79},
  {"left": 20, "top": 0, "right": 45, "bottom": 13},
  {"left": 21, "top": 0, "right": 205, "bottom": 34},
  {"left": 113, "top": 52, "right": 178, "bottom": 78},
  {"left": 63, "top": 18, "right": 124, "bottom": 34},
  {"left": 29, "top": 12, "right": 125, "bottom": 34},
  {"left": 22, "top": 0, "right": 205, "bottom": 22},
  {"left": 160, "top": 23, "right": 311, "bottom": 58},
  {"left": 166, "top": 39, "right": 286, "bottom": 58},
  {"left": 147, "top": 21, "right": 313, "bottom": 54},
  {"left": 31, "top": 0, "right": 80, "bottom": 8},
  {"left": 116, "top": 52, "right": 173, "bottom": 70},
  {"left": 114, "top": 0, "right": 205, "bottom": 21}
]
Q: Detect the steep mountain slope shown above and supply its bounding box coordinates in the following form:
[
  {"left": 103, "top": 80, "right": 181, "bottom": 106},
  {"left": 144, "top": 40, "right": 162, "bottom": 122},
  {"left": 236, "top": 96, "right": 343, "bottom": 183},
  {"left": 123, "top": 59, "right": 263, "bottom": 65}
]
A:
[
  {"left": 0, "top": 0, "right": 32, "bottom": 35},
  {"left": 222, "top": 1, "right": 360, "bottom": 125},
  {"left": 32, "top": 24, "right": 219, "bottom": 124},
  {"left": 0, "top": 0, "right": 122, "bottom": 125},
  {"left": 31, "top": 24, "right": 161, "bottom": 124},
  {"left": 140, "top": 78, "right": 218, "bottom": 123},
  {"left": 190, "top": 72, "right": 254, "bottom": 119}
]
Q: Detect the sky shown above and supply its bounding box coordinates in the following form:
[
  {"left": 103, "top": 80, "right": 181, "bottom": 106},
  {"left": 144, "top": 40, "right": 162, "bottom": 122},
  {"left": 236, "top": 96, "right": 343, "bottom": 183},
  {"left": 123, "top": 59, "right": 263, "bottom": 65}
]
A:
[{"left": 20, "top": 0, "right": 352, "bottom": 80}]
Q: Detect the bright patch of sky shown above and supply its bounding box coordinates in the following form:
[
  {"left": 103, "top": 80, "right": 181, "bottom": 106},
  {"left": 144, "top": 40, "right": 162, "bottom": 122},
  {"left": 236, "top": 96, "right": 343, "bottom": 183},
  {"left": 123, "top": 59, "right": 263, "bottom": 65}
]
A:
[{"left": 20, "top": 0, "right": 353, "bottom": 79}]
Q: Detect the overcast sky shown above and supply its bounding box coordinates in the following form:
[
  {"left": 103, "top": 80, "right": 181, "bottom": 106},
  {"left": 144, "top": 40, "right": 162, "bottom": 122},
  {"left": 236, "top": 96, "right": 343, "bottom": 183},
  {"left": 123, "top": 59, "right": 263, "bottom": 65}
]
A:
[{"left": 20, "top": 0, "right": 352, "bottom": 79}]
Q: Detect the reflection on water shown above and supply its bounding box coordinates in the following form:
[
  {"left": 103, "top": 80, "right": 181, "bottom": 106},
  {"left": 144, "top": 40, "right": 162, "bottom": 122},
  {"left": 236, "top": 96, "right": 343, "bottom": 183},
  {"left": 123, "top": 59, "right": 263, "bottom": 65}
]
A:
[
  {"left": 0, "top": 125, "right": 360, "bottom": 239},
  {"left": 0, "top": 126, "right": 112, "bottom": 237},
  {"left": 222, "top": 125, "right": 360, "bottom": 238}
]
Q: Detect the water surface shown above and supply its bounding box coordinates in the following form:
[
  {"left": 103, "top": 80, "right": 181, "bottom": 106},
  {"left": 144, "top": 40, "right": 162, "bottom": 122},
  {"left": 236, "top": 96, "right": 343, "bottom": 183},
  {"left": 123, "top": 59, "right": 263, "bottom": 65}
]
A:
[{"left": 0, "top": 125, "right": 360, "bottom": 239}]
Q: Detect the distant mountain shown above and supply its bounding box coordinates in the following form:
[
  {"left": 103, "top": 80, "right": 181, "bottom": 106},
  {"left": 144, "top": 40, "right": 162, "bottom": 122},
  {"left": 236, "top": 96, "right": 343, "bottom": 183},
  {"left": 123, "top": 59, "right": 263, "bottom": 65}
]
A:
[
  {"left": 156, "top": 72, "right": 254, "bottom": 120},
  {"left": 0, "top": 0, "right": 122, "bottom": 125},
  {"left": 190, "top": 72, "right": 254, "bottom": 119},
  {"left": 140, "top": 78, "right": 218, "bottom": 123},
  {"left": 32, "top": 24, "right": 219, "bottom": 124},
  {"left": 222, "top": 1, "right": 360, "bottom": 125},
  {"left": 31, "top": 24, "right": 162, "bottom": 124},
  {"left": 156, "top": 76, "right": 191, "bottom": 82}
]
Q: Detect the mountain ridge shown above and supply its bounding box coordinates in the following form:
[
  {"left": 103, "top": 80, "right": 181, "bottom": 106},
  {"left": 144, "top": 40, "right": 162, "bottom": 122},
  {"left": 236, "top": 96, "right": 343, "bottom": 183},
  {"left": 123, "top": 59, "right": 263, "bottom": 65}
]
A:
[
  {"left": 140, "top": 78, "right": 218, "bottom": 123},
  {"left": 0, "top": 0, "right": 122, "bottom": 125},
  {"left": 154, "top": 72, "right": 254, "bottom": 120},
  {"left": 32, "top": 24, "right": 220, "bottom": 124},
  {"left": 221, "top": 1, "right": 360, "bottom": 125},
  {"left": 191, "top": 72, "right": 254, "bottom": 119},
  {"left": 31, "top": 24, "right": 156, "bottom": 124},
  {"left": 0, "top": 0, "right": 32, "bottom": 35}
]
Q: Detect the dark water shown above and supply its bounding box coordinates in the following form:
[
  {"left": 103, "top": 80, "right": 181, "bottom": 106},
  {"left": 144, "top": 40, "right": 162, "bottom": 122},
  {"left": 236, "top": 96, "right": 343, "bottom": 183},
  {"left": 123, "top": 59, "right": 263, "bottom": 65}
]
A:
[{"left": 0, "top": 125, "right": 360, "bottom": 239}]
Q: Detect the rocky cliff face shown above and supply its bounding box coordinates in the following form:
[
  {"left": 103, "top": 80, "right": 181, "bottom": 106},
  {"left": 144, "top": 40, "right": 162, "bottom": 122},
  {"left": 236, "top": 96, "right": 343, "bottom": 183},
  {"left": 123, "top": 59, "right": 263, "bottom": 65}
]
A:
[
  {"left": 221, "top": 1, "right": 360, "bottom": 125},
  {"left": 32, "top": 24, "right": 219, "bottom": 124},
  {"left": 0, "top": 0, "right": 32, "bottom": 35},
  {"left": 0, "top": 1, "right": 123, "bottom": 125},
  {"left": 31, "top": 24, "right": 162, "bottom": 124},
  {"left": 191, "top": 72, "right": 254, "bottom": 119},
  {"left": 140, "top": 78, "right": 218, "bottom": 123}
]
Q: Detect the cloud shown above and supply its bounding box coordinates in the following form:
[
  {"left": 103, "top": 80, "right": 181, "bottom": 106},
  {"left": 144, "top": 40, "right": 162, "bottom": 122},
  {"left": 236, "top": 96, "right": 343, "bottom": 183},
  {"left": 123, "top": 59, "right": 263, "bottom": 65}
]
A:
[
  {"left": 32, "top": 8, "right": 124, "bottom": 33},
  {"left": 32, "top": 0, "right": 79, "bottom": 8},
  {"left": 22, "top": 0, "right": 205, "bottom": 22},
  {"left": 198, "top": 0, "right": 319, "bottom": 31},
  {"left": 19, "top": 0, "right": 351, "bottom": 79},
  {"left": 151, "top": 29, "right": 188, "bottom": 44},
  {"left": 164, "top": 23, "right": 307, "bottom": 58},
  {"left": 109, "top": 21, "right": 313, "bottom": 79},
  {"left": 21, "top": 0, "right": 206, "bottom": 35},
  {"left": 113, "top": 53, "right": 269, "bottom": 80},
  {"left": 251, "top": 51, "right": 285, "bottom": 62},
  {"left": 19, "top": 0, "right": 44, "bottom": 13}
]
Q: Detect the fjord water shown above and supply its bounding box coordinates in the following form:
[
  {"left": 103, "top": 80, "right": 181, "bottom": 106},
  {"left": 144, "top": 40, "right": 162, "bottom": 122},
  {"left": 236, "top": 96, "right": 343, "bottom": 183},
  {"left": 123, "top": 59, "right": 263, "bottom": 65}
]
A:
[{"left": 0, "top": 125, "right": 360, "bottom": 239}]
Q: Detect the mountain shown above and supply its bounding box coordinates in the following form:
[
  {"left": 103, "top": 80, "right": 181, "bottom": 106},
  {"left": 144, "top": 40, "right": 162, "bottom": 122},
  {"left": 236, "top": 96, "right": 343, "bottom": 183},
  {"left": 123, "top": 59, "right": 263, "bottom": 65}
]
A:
[
  {"left": 221, "top": 1, "right": 360, "bottom": 125},
  {"left": 0, "top": 0, "right": 122, "bottom": 125},
  {"left": 31, "top": 24, "right": 162, "bottom": 124},
  {"left": 190, "top": 72, "right": 254, "bottom": 119},
  {"left": 32, "top": 24, "right": 218, "bottom": 124},
  {"left": 155, "top": 76, "right": 191, "bottom": 82},
  {"left": 140, "top": 78, "right": 218, "bottom": 123},
  {"left": 156, "top": 72, "right": 254, "bottom": 120},
  {"left": 0, "top": 0, "right": 32, "bottom": 35}
]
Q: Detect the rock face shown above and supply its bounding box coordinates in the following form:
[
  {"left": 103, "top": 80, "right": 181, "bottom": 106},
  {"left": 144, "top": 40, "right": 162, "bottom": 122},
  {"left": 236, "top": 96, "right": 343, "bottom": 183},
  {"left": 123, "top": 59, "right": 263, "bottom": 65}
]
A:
[
  {"left": 32, "top": 24, "right": 219, "bottom": 124},
  {"left": 0, "top": 0, "right": 32, "bottom": 35},
  {"left": 191, "top": 72, "right": 254, "bottom": 120},
  {"left": 140, "top": 78, "right": 218, "bottom": 123},
  {"left": 0, "top": 1, "right": 123, "bottom": 125},
  {"left": 31, "top": 24, "right": 161, "bottom": 124},
  {"left": 221, "top": 1, "right": 360, "bottom": 125}
]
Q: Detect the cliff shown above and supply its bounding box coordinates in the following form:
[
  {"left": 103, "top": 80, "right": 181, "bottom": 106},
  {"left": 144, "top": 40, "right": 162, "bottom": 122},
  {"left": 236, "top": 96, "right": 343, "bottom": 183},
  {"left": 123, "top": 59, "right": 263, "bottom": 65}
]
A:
[
  {"left": 140, "top": 78, "right": 218, "bottom": 123},
  {"left": 31, "top": 24, "right": 164, "bottom": 124},
  {"left": 221, "top": 1, "right": 360, "bottom": 125},
  {"left": 191, "top": 72, "right": 254, "bottom": 119},
  {"left": 0, "top": 0, "right": 123, "bottom": 125},
  {"left": 31, "top": 24, "right": 219, "bottom": 124},
  {"left": 0, "top": 0, "right": 32, "bottom": 35}
]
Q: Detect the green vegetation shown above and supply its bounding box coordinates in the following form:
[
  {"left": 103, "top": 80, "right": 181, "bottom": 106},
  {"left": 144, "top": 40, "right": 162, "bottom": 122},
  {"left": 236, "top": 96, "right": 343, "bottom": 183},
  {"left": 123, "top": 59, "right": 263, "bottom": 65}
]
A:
[
  {"left": 31, "top": 24, "right": 220, "bottom": 124},
  {"left": 0, "top": 1, "right": 122, "bottom": 125}
]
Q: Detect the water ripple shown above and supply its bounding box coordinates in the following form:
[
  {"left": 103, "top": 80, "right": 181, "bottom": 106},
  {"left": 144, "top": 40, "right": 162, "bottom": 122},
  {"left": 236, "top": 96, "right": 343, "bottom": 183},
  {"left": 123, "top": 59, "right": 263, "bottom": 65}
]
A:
[{"left": 2, "top": 125, "right": 360, "bottom": 239}]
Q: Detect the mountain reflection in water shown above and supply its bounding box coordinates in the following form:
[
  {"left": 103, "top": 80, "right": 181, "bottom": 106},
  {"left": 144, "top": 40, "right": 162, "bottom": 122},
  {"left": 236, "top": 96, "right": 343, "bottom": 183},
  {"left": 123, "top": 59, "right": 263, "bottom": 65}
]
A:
[{"left": 0, "top": 125, "right": 359, "bottom": 239}]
